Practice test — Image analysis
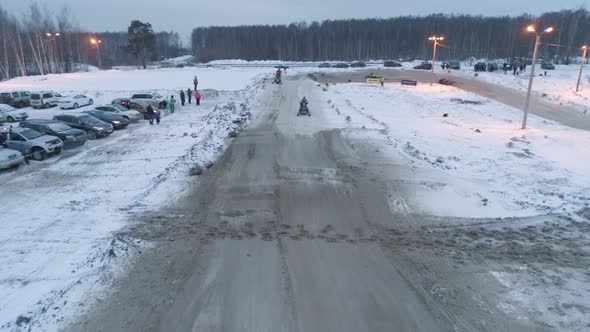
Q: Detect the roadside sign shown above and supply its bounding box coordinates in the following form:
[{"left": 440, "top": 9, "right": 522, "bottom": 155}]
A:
[
  {"left": 366, "top": 78, "right": 381, "bottom": 84},
  {"left": 401, "top": 80, "right": 417, "bottom": 86}
]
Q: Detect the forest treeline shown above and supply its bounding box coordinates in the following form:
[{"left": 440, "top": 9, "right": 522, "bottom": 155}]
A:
[
  {"left": 191, "top": 10, "right": 590, "bottom": 62},
  {"left": 0, "top": 2, "right": 186, "bottom": 80}
]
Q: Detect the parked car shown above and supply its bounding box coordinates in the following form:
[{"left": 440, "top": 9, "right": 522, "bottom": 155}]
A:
[
  {"left": 413, "top": 61, "right": 432, "bottom": 70},
  {"left": 333, "top": 63, "right": 350, "bottom": 68},
  {"left": 111, "top": 97, "right": 131, "bottom": 108},
  {"left": 94, "top": 104, "right": 142, "bottom": 122},
  {"left": 83, "top": 110, "right": 129, "bottom": 129},
  {"left": 318, "top": 62, "right": 331, "bottom": 68},
  {"left": 52, "top": 114, "right": 113, "bottom": 140},
  {"left": 0, "top": 104, "right": 28, "bottom": 123},
  {"left": 474, "top": 62, "right": 487, "bottom": 72},
  {"left": 0, "top": 93, "right": 16, "bottom": 107},
  {"left": 58, "top": 94, "right": 94, "bottom": 109},
  {"left": 448, "top": 61, "right": 461, "bottom": 69},
  {"left": 0, "top": 147, "right": 25, "bottom": 169},
  {"left": 125, "top": 100, "right": 161, "bottom": 119},
  {"left": 130, "top": 92, "right": 166, "bottom": 108},
  {"left": 350, "top": 61, "right": 366, "bottom": 68},
  {"left": 0, "top": 113, "right": 5, "bottom": 123},
  {"left": 383, "top": 60, "right": 402, "bottom": 67},
  {"left": 487, "top": 63, "right": 499, "bottom": 72},
  {"left": 0, "top": 91, "right": 31, "bottom": 108},
  {"left": 19, "top": 119, "right": 87, "bottom": 149},
  {"left": 0, "top": 126, "right": 63, "bottom": 161},
  {"left": 30, "top": 91, "right": 63, "bottom": 109},
  {"left": 541, "top": 62, "right": 555, "bottom": 70}
]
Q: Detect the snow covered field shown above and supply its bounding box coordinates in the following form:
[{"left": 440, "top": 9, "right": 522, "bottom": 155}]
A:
[
  {"left": 323, "top": 81, "right": 590, "bottom": 218},
  {"left": 0, "top": 68, "right": 266, "bottom": 331},
  {"left": 0, "top": 63, "right": 589, "bottom": 331}
]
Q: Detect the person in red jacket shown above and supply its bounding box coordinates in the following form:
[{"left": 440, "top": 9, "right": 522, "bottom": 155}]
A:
[{"left": 195, "top": 90, "right": 201, "bottom": 106}]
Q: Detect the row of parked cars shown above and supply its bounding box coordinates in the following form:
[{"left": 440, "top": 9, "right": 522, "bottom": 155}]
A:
[
  {"left": 0, "top": 92, "right": 167, "bottom": 169},
  {"left": 1, "top": 90, "right": 96, "bottom": 110}
]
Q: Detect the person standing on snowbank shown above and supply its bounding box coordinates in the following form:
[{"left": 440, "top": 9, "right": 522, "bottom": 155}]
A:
[
  {"left": 193, "top": 75, "right": 198, "bottom": 91},
  {"left": 187, "top": 88, "right": 192, "bottom": 104},
  {"left": 180, "top": 90, "right": 185, "bottom": 106},
  {"left": 169, "top": 95, "right": 176, "bottom": 113},
  {"left": 195, "top": 90, "right": 201, "bottom": 106}
]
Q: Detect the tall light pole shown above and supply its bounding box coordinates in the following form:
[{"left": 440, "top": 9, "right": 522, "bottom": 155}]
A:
[
  {"left": 522, "top": 25, "right": 553, "bottom": 129},
  {"left": 90, "top": 38, "right": 102, "bottom": 68},
  {"left": 428, "top": 36, "right": 444, "bottom": 73},
  {"left": 576, "top": 45, "right": 588, "bottom": 93},
  {"left": 45, "top": 32, "right": 61, "bottom": 73}
]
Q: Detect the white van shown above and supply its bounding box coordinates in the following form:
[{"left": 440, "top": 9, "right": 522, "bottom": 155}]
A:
[{"left": 30, "top": 91, "right": 63, "bottom": 109}]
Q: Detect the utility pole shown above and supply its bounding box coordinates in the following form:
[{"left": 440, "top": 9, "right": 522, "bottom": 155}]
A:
[
  {"left": 522, "top": 25, "right": 553, "bottom": 129},
  {"left": 576, "top": 45, "right": 587, "bottom": 93},
  {"left": 429, "top": 36, "right": 444, "bottom": 73}
]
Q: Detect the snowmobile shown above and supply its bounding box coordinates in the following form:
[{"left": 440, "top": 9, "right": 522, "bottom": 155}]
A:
[{"left": 297, "top": 97, "right": 311, "bottom": 116}]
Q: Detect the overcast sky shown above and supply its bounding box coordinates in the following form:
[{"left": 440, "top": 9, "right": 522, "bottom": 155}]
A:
[{"left": 1, "top": 0, "right": 588, "bottom": 42}]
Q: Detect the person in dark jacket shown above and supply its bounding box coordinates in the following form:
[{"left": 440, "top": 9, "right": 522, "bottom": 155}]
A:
[
  {"left": 180, "top": 90, "right": 185, "bottom": 106},
  {"left": 187, "top": 88, "right": 192, "bottom": 104},
  {"left": 146, "top": 104, "right": 155, "bottom": 125}
]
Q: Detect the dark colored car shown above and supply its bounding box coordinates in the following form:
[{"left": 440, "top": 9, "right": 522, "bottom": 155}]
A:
[
  {"left": 52, "top": 114, "right": 113, "bottom": 140},
  {"left": 0, "top": 93, "right": 17, "bottom": 107},
  {"left": 413, "top": 61, "right": 432, "bottom": 70},
  {"left": 487, "top": 63, "right": 499, "bottom": 72},
  {"left": 333, "top": 63, "right": 350, "bottom": 68},
  {"left": 83, "top": 110, "right": 129, "bottom": 129},
  {"left": 350, "top": 61, "right": 366, "bottom": 68},
  {"left": 448, "top": 61, "right": 461, "bottom": 69},
  {"left": 124, "top": 100, "right": 161, "bottom": 119},
  {"left": 383, "top": 60, "right": 402, "bottom": 67},
  {"left": 474, "top": 62, "right": 487, "bottom": 72},
  {"left": 112, "top": 97, "right": 130, "bottom": 108},
  {"left": 20, "top": 119, "right": 87, "bottom": 149},
  {"left": 318, "top": 62, "right": 331, "bottom": 68},
  {"left": 541, "top": 62, "right": 555, "bottom": 70}
]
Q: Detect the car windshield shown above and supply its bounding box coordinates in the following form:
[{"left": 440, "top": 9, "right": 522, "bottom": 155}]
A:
[
  {"left": 19, "top": 129, "right": 42, "bottom": 140},
  {"left": 79, "top": 115, "right": 103, "bottom": 125},
  {"left": 30, "top": 94, "right": 40, "bottom": 100},
  {"left": 152, "top": 93, "right": 162, "bottom": 98},
  {"left": 47, "top": 122, "right": 71, "bottom": 132}
]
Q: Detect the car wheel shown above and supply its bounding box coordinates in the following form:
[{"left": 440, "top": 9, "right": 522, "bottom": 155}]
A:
[
  {"left": 17, "top": 101, "right": 24, "bottom": 108},
  {"left": 6, "top": 116, "right": 14, "bottom": 123},
  {"left": 31, "top": 148, "right": 47, "bottom": 161},
  {"left": 89, "top": 99, "right": 93, "bottom": 105},
  {"left": 74, "top": 103, "right": 79, "bottom": 109},
  {"left": 54, "top": 147, "right": 62, "bottom": 155},
  {"left": 86, "top": 131, "right": 96, "bottom": 140},
  {"left": 44, "top": 103, "right": 50, "bottom": 109}
]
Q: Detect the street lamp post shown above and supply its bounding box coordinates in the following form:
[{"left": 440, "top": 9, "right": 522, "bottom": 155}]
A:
[
  {"left": 522, "top": 25, "right": 553, "bottom": 129},
  {"left": 90, "top": 38, "right": 102, "bottom": 68},
  {"left": 576, "top": 45, "right": 588, "bottom": 93},
  {"left": 428, "top": 36, "right": 444, "bottom": 73},
  {"left": 45, "top": 32, "right": 61, "bottom": 73}
]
